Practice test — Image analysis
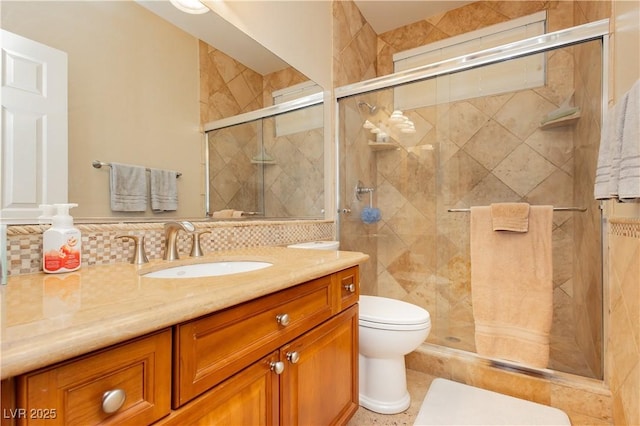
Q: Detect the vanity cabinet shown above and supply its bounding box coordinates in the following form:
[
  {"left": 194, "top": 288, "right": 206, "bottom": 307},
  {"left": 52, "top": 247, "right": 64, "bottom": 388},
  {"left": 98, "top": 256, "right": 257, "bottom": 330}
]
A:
[
  {"left": 158, "top": 306, "right": 358, "bottom": 426},
  {"left": 6, "top": 266, "right": 360, "bottom": 426},
  {"left": 168, "top": 266, "right": 360, "bottom": 425}
]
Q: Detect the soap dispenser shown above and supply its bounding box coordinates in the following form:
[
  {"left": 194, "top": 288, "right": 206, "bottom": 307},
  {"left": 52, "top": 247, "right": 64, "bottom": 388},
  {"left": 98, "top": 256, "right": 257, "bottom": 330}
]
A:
[{"left": 43, "top": 203, "right": 82, "bottom": 273}]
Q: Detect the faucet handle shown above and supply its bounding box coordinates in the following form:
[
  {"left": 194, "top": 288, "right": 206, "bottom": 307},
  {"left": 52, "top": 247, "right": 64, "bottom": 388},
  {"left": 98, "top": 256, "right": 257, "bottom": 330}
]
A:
[
  {"left": 190, "top": 231, "right": 211, "bottom": 257},
  {"left": 115, "top": 235, "right": 149, "bottom": 265}
]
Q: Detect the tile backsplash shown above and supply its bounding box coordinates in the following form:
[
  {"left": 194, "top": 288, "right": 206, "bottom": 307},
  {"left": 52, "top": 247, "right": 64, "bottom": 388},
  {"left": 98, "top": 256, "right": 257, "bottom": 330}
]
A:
[{"left": 6, "top": 220, "right": 335, "bottom": 276}]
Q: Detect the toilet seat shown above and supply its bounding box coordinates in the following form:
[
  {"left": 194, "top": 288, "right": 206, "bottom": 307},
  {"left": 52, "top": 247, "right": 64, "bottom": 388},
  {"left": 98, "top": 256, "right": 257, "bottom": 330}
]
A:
[{"left": 359, "top": 295, "right": 431, "bottom": 331}]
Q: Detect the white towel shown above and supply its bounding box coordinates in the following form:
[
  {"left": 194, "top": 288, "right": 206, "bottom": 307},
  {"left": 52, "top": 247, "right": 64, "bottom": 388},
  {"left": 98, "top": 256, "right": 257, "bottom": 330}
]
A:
[
  {"left": 110, "top": 162, "right": 147, "bottom": 212},
  {"left": 619, "top": 80, "right": 640, "bottom": 200},
  {"left": 150, "top": 168, "right": 178, "bottom": 212},
  {"left": 595, "top": 79, "right": 640, "bottom": 201}
]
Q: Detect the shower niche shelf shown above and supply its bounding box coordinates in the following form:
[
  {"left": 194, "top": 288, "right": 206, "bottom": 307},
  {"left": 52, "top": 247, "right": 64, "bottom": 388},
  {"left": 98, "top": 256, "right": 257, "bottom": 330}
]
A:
[
  {"left": 368, "top": 141, "right": 399, "bottom": 152},
  {"left": 540, "top": 110, "right": 581, "bottom": 129},
  {"left": 251, "top": 159, "right": 276, "bottom": 165}
]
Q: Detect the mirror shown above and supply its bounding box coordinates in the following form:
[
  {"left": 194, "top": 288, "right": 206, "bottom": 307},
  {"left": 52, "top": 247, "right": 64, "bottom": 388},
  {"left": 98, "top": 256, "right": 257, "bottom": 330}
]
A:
[
  {"left": 207, "top": 100, "right": 324, "bottom": 219},
  {"left": 0, "top": 0, "right": 319, "bottom": 222}
]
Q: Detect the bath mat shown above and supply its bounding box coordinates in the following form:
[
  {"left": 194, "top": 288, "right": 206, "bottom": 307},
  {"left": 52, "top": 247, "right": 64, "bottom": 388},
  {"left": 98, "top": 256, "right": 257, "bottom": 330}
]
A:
[{"left": 413, "top": 378, "right": 570, "bottom": 425}]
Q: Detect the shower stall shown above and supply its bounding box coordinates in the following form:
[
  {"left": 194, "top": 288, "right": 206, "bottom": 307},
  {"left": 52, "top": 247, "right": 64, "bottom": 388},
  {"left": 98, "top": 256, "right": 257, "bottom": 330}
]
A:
[{"left": 336, "top": 20, "right": 608, "bottom": 379}]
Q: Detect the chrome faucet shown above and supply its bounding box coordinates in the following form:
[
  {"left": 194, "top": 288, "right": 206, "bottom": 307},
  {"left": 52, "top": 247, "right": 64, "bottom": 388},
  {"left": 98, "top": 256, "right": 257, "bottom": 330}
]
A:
[{"left": 163, "top": 221, "right": 195, "bottom": 261}]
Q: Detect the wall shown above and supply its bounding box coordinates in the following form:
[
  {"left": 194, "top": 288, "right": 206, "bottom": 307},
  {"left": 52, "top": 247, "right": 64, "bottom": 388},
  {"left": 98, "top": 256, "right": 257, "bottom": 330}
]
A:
[
  {"left": 199, "top": 41, "right": 310, "bottom": 124},
  {"left": 607, "top": 1, "right": 640, "bottom": 424},
  {"left": 5, "top": 220, "right": 334, "bottom": 276},
  {"left": 201, "top": 0, "right": 332, "bottom": 90},
  {"left": 207, "top": 115, "right": 324, "bottom": 218},
  {"left": 375, "top": 1, "right": 575, "bottom": 76},
  {"left": 1, "top": 1, "right": 202, "bottom": 219}
]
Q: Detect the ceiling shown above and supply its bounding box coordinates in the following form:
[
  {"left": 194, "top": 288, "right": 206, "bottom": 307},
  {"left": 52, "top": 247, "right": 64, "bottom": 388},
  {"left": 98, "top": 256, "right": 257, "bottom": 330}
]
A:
[
  {"left": 354, "top": 1, "right": 473, "bottom": 34},
  {"left": 138, "top": 1, "right": 473, "bottom": 76}
]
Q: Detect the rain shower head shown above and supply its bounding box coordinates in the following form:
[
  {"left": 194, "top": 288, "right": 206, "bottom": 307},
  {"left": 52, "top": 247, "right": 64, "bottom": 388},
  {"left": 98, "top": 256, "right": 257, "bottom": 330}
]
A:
[{"left": 358, "top": 101, "right": 378, "bottom": 114}]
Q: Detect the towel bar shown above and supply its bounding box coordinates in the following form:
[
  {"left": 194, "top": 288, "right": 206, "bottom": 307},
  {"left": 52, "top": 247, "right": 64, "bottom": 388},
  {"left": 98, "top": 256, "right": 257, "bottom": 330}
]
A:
[
  {"left": 448, "top": 207, "right": 586, "bottom": 212},
  {"left": 92, "top": 160, "right": 181, "bottom": 177}
]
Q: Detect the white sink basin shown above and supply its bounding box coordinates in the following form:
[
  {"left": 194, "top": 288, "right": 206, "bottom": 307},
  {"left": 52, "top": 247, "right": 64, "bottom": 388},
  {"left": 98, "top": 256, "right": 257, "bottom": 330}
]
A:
[{"left": 143, "top": 261, "right": 272, "bottom": 279}]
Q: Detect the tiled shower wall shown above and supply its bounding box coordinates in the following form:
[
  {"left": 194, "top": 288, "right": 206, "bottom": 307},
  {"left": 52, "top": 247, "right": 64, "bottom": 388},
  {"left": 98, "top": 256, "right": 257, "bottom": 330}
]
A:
[
  {"left": 208, "top": 117, "right": 324, "bottom": 218},
  {"left": 199, "top": 41, "right": 309, "bottom": 123},
  {"left": 5, "top": 220, "right": 334, "bottom": 277},
  {"left": 608, "top": 219, "right": 640, "bottom": 425}
]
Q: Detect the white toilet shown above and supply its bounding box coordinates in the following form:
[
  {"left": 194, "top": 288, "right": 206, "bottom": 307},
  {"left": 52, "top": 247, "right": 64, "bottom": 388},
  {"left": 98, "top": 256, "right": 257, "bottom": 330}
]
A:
[
  {"left": 286, "top": 241, "right": 431, "bottom": 415},
  {"left": 359, "top": 295, "right": 431, "bottom": 414}
]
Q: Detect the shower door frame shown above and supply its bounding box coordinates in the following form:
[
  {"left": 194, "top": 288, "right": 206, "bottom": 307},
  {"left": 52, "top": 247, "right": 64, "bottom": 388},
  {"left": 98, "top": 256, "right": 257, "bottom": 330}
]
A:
[{"left": 334, "top": 18, "right": 610, "bottom": 379}]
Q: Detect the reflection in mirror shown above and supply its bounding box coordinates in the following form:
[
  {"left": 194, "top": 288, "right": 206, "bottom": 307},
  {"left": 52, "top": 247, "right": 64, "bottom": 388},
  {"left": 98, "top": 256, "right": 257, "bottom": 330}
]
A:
[
  {"left": 0, "top": 0, "right": 317, "bottom": 222},
  {"left": 207, "top": 99, "right": 324, "bottom": 219}
]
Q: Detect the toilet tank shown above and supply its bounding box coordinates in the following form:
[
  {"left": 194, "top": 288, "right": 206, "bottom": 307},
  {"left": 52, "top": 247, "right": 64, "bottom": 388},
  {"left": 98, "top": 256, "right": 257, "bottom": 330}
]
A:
[{"left": 287, "top": 241, "right": 340, "bottom": 250}]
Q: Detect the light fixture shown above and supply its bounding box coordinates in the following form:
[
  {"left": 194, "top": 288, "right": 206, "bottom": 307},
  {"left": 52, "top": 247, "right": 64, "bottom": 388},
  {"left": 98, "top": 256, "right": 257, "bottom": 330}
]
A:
[{"left": 170, "top": 0, "right": 209, "bottom": 14}]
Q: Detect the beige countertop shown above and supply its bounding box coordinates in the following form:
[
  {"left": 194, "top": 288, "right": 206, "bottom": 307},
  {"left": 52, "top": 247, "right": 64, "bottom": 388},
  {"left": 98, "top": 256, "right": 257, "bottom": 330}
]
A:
[{"left": 0, "top": 247, "right": 368, "bottom": 380}]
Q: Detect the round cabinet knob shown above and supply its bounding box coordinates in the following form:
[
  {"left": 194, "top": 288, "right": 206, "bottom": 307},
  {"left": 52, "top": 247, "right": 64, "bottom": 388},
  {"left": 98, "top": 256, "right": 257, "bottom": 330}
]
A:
[
  {"left": 270, "top": 361, "right": 285, "bottom": 374},
  {"left": 102, "top": 389, "right": 126, "bottom": 414},
  {"left": 344, "top": 283, "right": 355, "bottom": 293},
  {"left": 286, "top": 351, "right": 300, "bottom": 364},
  {"left": 276, "top": 313, "right": 290, "bottom": 326}
]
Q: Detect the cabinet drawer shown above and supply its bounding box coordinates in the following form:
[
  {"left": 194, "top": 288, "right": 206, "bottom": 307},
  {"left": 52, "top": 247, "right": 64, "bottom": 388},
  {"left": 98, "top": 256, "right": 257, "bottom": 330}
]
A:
[
  {"left": 174, "top": 275, "right": 334, "bottom": 406},
  {"left": 16, "top": 330, "right": 172, "bottom": 426}
]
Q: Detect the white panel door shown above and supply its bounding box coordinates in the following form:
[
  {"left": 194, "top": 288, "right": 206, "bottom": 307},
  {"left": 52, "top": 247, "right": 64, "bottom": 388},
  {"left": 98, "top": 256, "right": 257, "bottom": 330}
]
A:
[{"left": 1, "top": 29, "right": 68, "bottom": 224}]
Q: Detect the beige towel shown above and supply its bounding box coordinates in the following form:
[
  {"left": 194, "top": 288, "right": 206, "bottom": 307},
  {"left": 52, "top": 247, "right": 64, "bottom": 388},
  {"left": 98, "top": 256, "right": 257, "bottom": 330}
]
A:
[
  {"left": 470, "top": 205, "right": 553, "bottom": 368},
  {"left": 212, "top": 209, "right": 244, "bottom": 218},
  {"left": 490, "top": 202, "right": 530, "bottom": 232}
]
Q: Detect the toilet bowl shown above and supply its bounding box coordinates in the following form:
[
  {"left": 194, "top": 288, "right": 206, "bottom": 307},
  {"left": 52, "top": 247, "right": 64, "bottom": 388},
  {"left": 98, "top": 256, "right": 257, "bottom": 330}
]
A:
[{"left": 359, "top": 295, "right": 431, "bottom": 414}]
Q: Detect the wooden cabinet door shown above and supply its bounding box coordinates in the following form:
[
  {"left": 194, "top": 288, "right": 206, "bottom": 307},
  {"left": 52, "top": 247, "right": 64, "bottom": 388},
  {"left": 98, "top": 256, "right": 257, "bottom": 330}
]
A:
[
  {"left": 157, "top": 352, "right": 280, "bottom": 426},
  {"left": 280, "top": 305, "right": 359, "bottom": 426}
]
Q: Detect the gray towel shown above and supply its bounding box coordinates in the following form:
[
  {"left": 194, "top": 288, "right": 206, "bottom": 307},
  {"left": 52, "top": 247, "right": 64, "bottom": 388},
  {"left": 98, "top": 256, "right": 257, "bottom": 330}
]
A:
[
  {"left": 150, "top": 168, "right": 178, "bottom": 212},
  {"left": 110, "top": 162, "right": 147, "bottom": 212},
  {"left": 595, "top": 79, "right": 640, "bottom": 201}
]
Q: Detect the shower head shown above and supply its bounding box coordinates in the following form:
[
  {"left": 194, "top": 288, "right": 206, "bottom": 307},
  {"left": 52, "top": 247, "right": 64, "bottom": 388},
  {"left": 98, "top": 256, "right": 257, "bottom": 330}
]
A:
[{"left": 358, "top": 101, "right": 378, "bottom": 114}]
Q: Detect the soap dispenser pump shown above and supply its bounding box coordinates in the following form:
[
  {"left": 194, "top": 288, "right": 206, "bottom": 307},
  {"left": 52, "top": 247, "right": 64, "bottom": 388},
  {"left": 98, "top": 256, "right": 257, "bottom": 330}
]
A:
[{"left": 43, "top": 203, "right": 82, "bottom": 273}]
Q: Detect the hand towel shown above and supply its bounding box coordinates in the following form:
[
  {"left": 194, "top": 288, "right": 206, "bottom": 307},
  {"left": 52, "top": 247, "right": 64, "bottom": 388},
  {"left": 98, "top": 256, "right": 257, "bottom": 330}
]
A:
[
  {"left": 212, "top": 209, "right": 244, "bottom": 218},
  {"left": 490, "top": 202, "right": 530, "bottom": 232},
  {"left": 470, "top": 205, "right": 553, "bottom": 368},
  {"left": 212, "top": 209, "right": 234, "bottom": 218},
  {"left": 150, "top": 168, "right": 178, "bottom": 212},
  {"left": 595, "top": 79, "right": 640, "bottom": 201},
  {"left": 109, "top": 162, "right": 147, "bottom": 212}
]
